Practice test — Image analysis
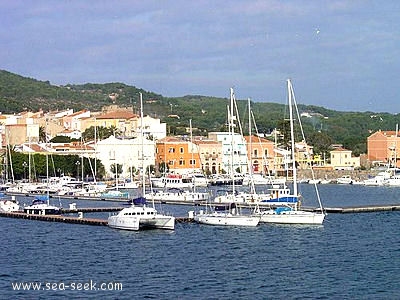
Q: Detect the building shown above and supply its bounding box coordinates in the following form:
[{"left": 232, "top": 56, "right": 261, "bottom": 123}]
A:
[
  {"left": 96, "top": 135, "right": 155, "bottom": 179},
  {"left": 367, "top": 130, "right": 400, "bottom": 167},
  {"left": 330, "top": 147, "right": 360, "bottom": 170},
  {"left": 244, "top": 135, "right": 275, "bottom": 174},
  {"left": 208, "top": 132, "right": 248, "bottom": 174},
  {"left": 196, "top": 138, "right": 223, "bottom": 175},
  {"left": 155, "top": 136, "right": 202, "bottom": 174}
]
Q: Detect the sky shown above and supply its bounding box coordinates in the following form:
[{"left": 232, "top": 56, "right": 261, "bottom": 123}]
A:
[{"left": 1, "top": 1, "right": 399, "bottom": 112}]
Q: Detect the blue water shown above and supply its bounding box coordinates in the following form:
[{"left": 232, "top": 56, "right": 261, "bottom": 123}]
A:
[{"left": 1, "top": 184, "right": 400, "bottom": 299}]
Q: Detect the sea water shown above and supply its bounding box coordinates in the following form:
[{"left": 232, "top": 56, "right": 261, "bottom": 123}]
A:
[{"left": 1, "top": 184, "right": 399, "bottom": 299}]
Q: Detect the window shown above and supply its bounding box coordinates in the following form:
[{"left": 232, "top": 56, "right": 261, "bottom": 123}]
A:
[
  {"left": 179, "top": 159, "right": 185, "bottom": 166},
  {"left": 180, "top": 147, "right": 184, "bottom": 153},
  {"left": 264, "top": 149, "right": 268, "bottom": 157},
  {"left": 254, "top": 149, "right": 258, "bottom": 157},
  {"left": 190, "top": 159, "right": 196, "bottom": 165},
  {"left": 168, "top": 147, "right": 175, "bottom": 153}
]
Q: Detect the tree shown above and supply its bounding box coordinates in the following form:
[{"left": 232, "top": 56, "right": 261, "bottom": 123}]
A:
[
  {"left": 82, "top": 125, "right": 120, "bottom": 141},
  {"left": 110, "top": 163, "right": 123, "bottom": 179},
  {"left": 307, "top": 131, "right": 333, "bottom": 158}
]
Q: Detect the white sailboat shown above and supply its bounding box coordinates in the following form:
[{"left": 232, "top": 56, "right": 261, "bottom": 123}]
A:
[
  {"left": 194, "top": 88, "right": 260, "bottom": 227},
  {"left": 255, "top": 79, "right": 325, "bottom": 225},
  {"left": 108, "top": 93, "right": 175, "bottom": 231}
]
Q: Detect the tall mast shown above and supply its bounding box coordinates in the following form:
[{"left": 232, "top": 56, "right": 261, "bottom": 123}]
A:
[
  {"left": 287, "top": 79, "right": 297, "bottom": 196},
  {"left": 140, "top": 92, "right": 145, "bottom": 197}
]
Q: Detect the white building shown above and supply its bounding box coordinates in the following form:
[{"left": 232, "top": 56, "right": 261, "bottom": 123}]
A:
[
  {"left": 208, "top": 132, "right": 248, "bottom": 174},
  {"left": 96, "top": 135, "right": 155, "bottom": 179}
]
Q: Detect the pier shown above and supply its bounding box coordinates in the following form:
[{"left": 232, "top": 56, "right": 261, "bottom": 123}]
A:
[{"left": 1, "top": 203, "right": 399, "bottom": 227}]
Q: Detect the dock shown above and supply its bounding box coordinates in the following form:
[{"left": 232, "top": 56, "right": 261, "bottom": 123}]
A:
[
  {"left": 0, "top": 211, "right": 192, "bottom": 226},
  {"left": 1, "top": 203, "right": 399, "bottom": 227},
  {"left": 0, "top": 211, "right": 108, "bottom": 226}
]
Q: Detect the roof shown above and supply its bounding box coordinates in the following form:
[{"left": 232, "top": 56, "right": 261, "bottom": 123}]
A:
[{"left": 96, "top": 111, "right": 137, "bottom": 120}]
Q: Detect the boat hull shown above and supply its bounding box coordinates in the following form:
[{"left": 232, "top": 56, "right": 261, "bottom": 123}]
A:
[
  {"left": 194, "top": 213, "right": 259, "bottom": 227},
  {"left": 259, "top": 210, "right": 325, "bottom": 225},
  {"left": 108, "top": 214, "right": 175, "bottom": 231}
]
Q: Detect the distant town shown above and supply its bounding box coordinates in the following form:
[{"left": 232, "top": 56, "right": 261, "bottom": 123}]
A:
[{"left": 1, "top": 102, "right": 399, "bottom": 182}]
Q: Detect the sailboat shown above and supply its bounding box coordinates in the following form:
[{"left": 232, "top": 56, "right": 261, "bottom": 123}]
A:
[
  {"left": 108, "top": 93, "right": 175, "bottom": 231},
  {"left": 24, "top": 121, "right": 62, "bottom": 215},
  {"left": 255, "top": 79, "right": 325, "bottom": 225},
  {"left": 193, "top": 88, "right": 260, "bottom": 227}
]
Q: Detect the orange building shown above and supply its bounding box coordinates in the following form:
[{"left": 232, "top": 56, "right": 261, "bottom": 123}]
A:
[
  {"left": 367, "top": 130, "right": 400, "bottom": 167},
  {"left": 244, "top": 135, "right": 275, "bottom": 174},
  {"left": 155, "top": 137, "right": 202, "bottom": 174}
]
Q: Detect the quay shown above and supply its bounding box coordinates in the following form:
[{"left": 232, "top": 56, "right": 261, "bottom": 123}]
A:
[
  {"left": 0, "top": 211, "right": 192, "bottom": 226},
  {"left": 1, "top": 203, "right": 399, "bottom": 227},
  {"left": 0, "top": 211, "right": 108, "bottom": 226}
]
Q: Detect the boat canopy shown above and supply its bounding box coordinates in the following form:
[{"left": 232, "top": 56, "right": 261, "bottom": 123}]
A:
[{"left": 133, "top": 196, "right": 147, "bottom": 205}]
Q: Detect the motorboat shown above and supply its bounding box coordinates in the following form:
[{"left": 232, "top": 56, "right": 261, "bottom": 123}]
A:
[
  {"left": 108, "top": 197, "right": 175, "bottom": 231},
  {"left": 108, "top": 93, "right": 175, "bottom": 231},
  {"left": 0, "top": 194, "right": 21, "bottom": 212},
  {"left": 336, "top": 175, "right": 353, "bottom": 184},
  {"left": 23, "top": 196, "right": 61, "bottom": 215},
  {"left": 146, "top": 188, "right": 209, "bottom": 203}
]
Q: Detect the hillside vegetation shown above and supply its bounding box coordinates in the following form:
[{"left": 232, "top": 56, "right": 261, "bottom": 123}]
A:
[{"left": 1, "top": 69, "right": 400, "bottom": 156}]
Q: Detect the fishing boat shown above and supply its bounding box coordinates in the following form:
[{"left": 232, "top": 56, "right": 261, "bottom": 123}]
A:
[
  {"left": 108, "top": 92, "right": 175, "bottom": 231},
  {"left": 255, "top": 79, "right": 325, "bottom": 225}
]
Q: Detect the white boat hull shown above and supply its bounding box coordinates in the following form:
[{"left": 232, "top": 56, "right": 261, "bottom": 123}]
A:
[
  {"left": 258, "top": 210, "right": 325, "bottom": 225},
  {"left": 108, "top": 215, "right": 175, "bottom": 231},
  {"left": 194, "top": 212, "right": 259, "bottom": 227}
]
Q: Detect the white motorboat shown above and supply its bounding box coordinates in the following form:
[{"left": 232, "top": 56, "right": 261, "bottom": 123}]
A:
[
  {"left": 108, "top": 197, "right": 175, "bottom": 231},
  {"left": 23, "top": 196, "right": 61, "bottom": 215},
  {"left": 146, "top": 188, "right": 209, "bottom": 203},
  {"left": 108, "top": 93, "right": 175, "bottom": 231},
  {"left": 0, "top": 194, "right": 21, "bottom": 212},
  {"left": 336, "top": 175, "right": 353, "bottom": 184},
  {"left": 151, "top": 173, "right": 194, "bottom": 189}
]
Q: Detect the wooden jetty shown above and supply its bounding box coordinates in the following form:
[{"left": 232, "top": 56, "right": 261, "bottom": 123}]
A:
[
  {"left": 0, "top": 211, "right": 192, "bottom": 226},
  {"left": 1, "top": 203, "right": 399, "bottom": 228},
  {"left": 0, "top": 211, "right": 108, "bottom": 226}
]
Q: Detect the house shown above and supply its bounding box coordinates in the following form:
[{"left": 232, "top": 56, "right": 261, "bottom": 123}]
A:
[
  {"left": 155, "top": 136, "right": 202, "bottom": 174},
  {"left": 330, "top": 147, "right": 360, "bottom": 170},
  {"left": 244, "top": 135, "right": 275, "bottom": 174},
  {"left": 196, "top": 138, "right": 223, "bottom": 175},
  {"left": 367, "top": 130, "right": 400, "bottom": 167},
  {"left": 208, "top": 132, "right": 248, "bottom": 174}
]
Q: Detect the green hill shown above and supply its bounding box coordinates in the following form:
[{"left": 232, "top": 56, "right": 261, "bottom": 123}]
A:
[{"left": 1, "top": 69, "right": 400, "bottom": 156}]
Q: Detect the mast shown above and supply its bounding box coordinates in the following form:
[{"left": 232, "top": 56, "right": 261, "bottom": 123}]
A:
[
  {"left": 140, "top": 92, "right": 145, "bottom": 197},
  {"left": 230, "top": 88, "right": 236, "bottom": 193},
  {"left": 287, "top": 79, "right": 297, "bottom": 196}
]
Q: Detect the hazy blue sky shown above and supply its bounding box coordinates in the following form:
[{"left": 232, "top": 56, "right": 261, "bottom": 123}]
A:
[{"left": 1, "top": 1, "right": 399, "bottom": 112}]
